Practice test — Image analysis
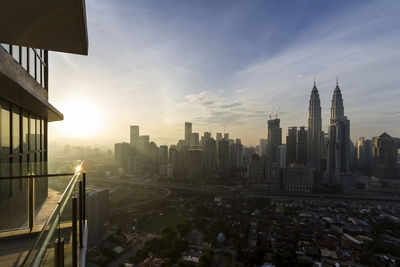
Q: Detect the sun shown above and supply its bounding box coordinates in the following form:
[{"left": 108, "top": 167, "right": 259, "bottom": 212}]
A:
[{"left": 55, "top": 98, "right": 102, "bottom": 138}]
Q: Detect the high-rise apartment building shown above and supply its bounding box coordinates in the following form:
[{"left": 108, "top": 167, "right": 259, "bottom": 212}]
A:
[
  {"left": 217, "top": 139, "right": 230, "bottom": 171},
  {"left": 286, "top": 127, "right": 297, "bottom": 166},
  {"left": 185, "top": 122, "right": 192, "bottom": 146},
  {"left": 139, "top": 135, "right": 150, "bottom": 155},
  {"left": 191, "top": 132, "right": 200, "bottom": 146},
  {"left": 307, "top": 80, "right": 323, "bottom": 169},
  {"left": 297, "top": 126, "right": 308, "bottom": 165},
  {"left": 159, "top": 145, "right": 168, "bottom": 165},
  {"left": 355, "top": 137, "right": 372, "bottom": 170},
  {"left": 278, "top": 144, "right": 286, "bottom": 168},
  {"left": 372, "top": 133, "right": 398, "bottom": 179},
  {"left": 259, "top": 138, "right": 268, "bottom": 156},
  {"left": 130, "top": 125, "right": 139, "bottom": 152},
  {"left": 267, "top": 118, "right": 282, "bottom": 163},
  {"left": 224, "top": 133, "right": 229, "bottom": 140},
  {"left": 216, "top": 133, "right": 223, "bottom": 142},
  {"left": 204, "top": 138, "right": 217, "bottom": 171}
]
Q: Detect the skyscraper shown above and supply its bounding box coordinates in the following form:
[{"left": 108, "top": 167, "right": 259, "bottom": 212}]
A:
[
  {"left": 355, "top": 137, "right": 372, "bottom": 170},
  {"left": 267, "top": 118, "right": 282, "bottom": 163},
  {"left": 286, "top": 127, "right": 297, "bottom": 166},
  {"left": 191, "top": 132, "right": 200, "bottom": 146},
  {"left": 224, "top": 133, "right": 229, "bottom": 140},
  {"left": 185, "top": 122, "right": 192, "bottom": 146},
  {"left": 159, "top": 145, "right": 169, "bottom": 165},
  {"left": 372, "top": 133, "right": 398, "bottom": 179},
  {"left": 139, "top": 135, "right": 150, "bottom": 155},
  {"left": 297, "top": 126, "right": 308, "bottom": 165},
  {"left": 130, "top": 125, "right": 139, "bottom": 152},
  {"left": 216, "top": 133, "right": 222, "bottom": 142},
  {"left": 259, "top": 138, "right": 268, "bottom": 156},
  {"left": 204, "top": 138, "right": 217, "bottom": 171},
  {"left": 217, "top": 139, "right": 229, "bottom": 171},
  {"left": 307, "top": 80, "right": 322, "bottom": 169},
  {"left": 325, "top": 80, "right": 352, "bottom": 185}
]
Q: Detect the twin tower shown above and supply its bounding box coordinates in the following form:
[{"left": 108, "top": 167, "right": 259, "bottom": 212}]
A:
[{"left": 308, "top": 79, "right": 351, "bottom": 182}]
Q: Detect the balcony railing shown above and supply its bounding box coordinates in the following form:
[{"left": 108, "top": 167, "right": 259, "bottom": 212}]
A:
[
  {"left": 0, "top": 43, "right": 48, "bottom": 90},
  {"left": 0, "top": 160, "right": 87, "bottom": 266}
]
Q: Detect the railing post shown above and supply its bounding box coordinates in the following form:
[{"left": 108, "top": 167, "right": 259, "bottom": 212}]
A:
[
  {"left": 83, "top": 172, "right": 86, "bottom": 224},
  {"left": 54, "top": 238, "right": 59, "bottom": 267},
  {"left": 54, "top": 238, "right": 64, "bottom": 267},
  {"left": 72, "top": 196, "right": 78, "bottom": 267},
  {"left": 79, "top": 180, "right": 83, "bottom": 248},
  {"left": 60, "top": 238, "right": 65, "bottom": 267},
  {"left": 28, "top": 176, "right": 34, "bottom": 231}
]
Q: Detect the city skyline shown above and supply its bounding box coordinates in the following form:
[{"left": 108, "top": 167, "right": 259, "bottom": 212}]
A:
[{"left": 48, "top": 0, "right": 400, "bottom": 146}]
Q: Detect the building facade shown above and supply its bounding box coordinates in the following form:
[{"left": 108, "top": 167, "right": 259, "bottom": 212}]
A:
[
  {"left": 372, "top": 133, "right": 398, "bottom": 179},
  {"left": 267, "top": 118, "right": 282, "bottom": 163}
]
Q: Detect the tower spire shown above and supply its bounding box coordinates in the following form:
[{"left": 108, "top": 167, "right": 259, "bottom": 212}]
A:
[
  {"left": 314, "top": 76, "right": 316, "bottom": 86},
  {"left": 336, "top": 74, "right": 338, "bottom": 86}
]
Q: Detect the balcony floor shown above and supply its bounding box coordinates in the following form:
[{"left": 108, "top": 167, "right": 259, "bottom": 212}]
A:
[{"left": 0, "top": 188, "right": 62, "bottom": 266}]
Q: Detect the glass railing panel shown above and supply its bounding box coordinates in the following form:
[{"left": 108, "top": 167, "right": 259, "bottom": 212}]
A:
[
  {"left": 0, "top": 161, "right": 83, "bottom": 233},
  {"left": 21, "top": 161, "right": 84, "bottom": 267}
]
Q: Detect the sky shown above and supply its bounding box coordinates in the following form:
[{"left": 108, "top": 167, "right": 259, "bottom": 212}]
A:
[{"left": 48, "top": 0, "right": 400, "bottom": 147}]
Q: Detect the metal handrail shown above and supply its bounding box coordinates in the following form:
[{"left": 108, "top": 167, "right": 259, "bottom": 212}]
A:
[
  {"left": 0, "top": 173, "right": 76, "bottom": 180},
  {"left": 21, "top": 161, "right": 84, "bottom": 267}
]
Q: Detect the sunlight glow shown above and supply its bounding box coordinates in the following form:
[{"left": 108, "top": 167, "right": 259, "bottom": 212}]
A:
[{"left": 55, "top": 98, "right": 102, "bottom": 138}]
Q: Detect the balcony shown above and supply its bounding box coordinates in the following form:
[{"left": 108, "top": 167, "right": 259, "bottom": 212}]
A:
[{"left": 0, "top": 160, "right": 88, "bottom": 266}]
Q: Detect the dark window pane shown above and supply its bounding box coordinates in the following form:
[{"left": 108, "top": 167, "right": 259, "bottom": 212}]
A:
[{"left": 12, "top": 109, "right": 20, "bottom": 153}]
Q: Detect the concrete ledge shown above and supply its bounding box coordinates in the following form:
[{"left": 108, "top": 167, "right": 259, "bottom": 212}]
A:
[{"left": 0, "top": 47, "right": 63, "bottom": 121}]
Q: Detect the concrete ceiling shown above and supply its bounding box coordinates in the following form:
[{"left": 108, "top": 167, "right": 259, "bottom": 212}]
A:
[{"left": 0, "top": 0, "right": 88, "bottom": 55}]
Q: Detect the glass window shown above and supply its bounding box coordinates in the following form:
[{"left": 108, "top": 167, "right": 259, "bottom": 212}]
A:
[
  {"left": 1, "top": 105, "right": 10, "bottom": 157},
  {"left": 29, "top": 49, "right": 35, "bottom": 78},
  {"left": 12, "top": 46, "right": 20, "bottom": 63},
  {"left": 12, "top": 109, "right": 20, "bottom": 154},
  {"left": 21, "top": 47, "right": 28, "bottom": 71},
  {"left": 36, "top": 51, "right": 41, "bottom": 83},
  {"left": 1, "top": 43, "right": 10, "bottom": 53},
  {"left": 22, "top": 115, "right": 28, "bottom": 152},
  {"left": 29, "top": 117, "right": 35, "bottom": 151},
  {"left": 36, "top": 119, "right": 40, "bottom": 151}
]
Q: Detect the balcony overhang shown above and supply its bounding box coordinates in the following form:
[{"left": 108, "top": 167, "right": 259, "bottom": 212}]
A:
[
  {"left": 0, "top": 0, "right": 88, "bottom": 55},
  {"left": 0, "top": 48, "right": 63, "bottom": 122}
]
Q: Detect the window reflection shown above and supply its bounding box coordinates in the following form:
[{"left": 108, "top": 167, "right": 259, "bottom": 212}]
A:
[
  {"left": 1, "top": 105, "right": 10, "bottom": 157},
  {"left": 21, "top": 47, "right": 28, "bottom": 71},
  {"left": 29, "top": 117, "right": 36, "bottom": 151},
  {"left": 22, "top": 115, "right": 28, "bottom": 153},
  {"left": 12, "top": 108, "right": 20, "bottom": 154},
  {"left": 11, "top": 45, "right": 20, "bottom": 63},
  {"left": 1, "top": 43, "right": 10, "bottom": 53}
]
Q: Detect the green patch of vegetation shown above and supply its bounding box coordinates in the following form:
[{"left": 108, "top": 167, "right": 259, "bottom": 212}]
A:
[
  {"left": 140, "top": 211, "right": 187, "bottom": 233},
  {"left": 131, "top": 226, "right": 189, "bottom": 264}
]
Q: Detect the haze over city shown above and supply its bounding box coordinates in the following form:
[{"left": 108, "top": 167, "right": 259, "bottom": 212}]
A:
[{"left": 48, "top": 0, "right": 400, "bottom": 146}]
